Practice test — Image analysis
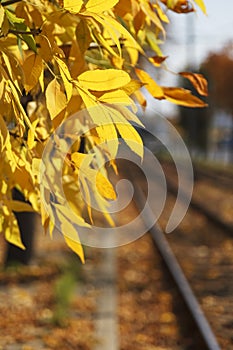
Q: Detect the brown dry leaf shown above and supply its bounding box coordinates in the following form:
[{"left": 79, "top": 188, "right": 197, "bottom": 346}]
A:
[
  {"left": 163, "top": 87, "right": 208, "bottom": 107},
  {"left": 149, "top": 55, "right": 168, "bottom": 67},
  {"left": 179, "top": 72, "right": 208, "bottom": 96},
  {"left": 161, "top": 0, "right": 194, "bottom": 13}
]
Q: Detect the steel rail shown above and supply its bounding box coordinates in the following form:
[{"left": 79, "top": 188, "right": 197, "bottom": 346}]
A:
[
  {"left": 134, "top": 186, "right": 221, "bottom": 350},
  {"left": 166, "top": 179, "right": 233, "bottom": 234},
  {"left": 194, "top": 167, "right": 233, "bottom": 189}
]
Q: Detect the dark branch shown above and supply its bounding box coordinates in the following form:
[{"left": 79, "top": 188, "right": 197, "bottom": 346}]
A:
[
  {"left": 9, "top": 28, "right": 42, "bottom": 36},
  {"left": 1, "top": 0, "right": 22, "bottom": 6}
]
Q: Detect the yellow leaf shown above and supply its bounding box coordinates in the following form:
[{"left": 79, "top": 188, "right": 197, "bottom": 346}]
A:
[
  {"left": 122, "top": 79, "right": 144, "bottom": 96},
  {"left": 116, "top": 122, "right": 143, "bottom": 158},
  {"left": 106, "top": 106, "right": 144, "bottom": 158},
  {"left": 71, "top": 152, "right": 92, "bottom": 168},
  {"left": 99, "top": 90, "right": 133, "bottom": 105},
  {"left": 154, "top": 3, "right": 169, "bottom": 23},
  {"left": 5, "top": 214, "right": 25, "bottom": 250},
  {"left": 140, "top": 1, "right": 164, "bottom": 34},
  {"left": 39, "top": 68, "right": 44, "bottom": 92},
  {"left": 84, "top": 0, "right": 119, "bottom": 13},
  {"left": 27, "top": 118, "right": 38, "bottom": 150},
  {"left": 22, "top": 53, "right": 43, "bottom": 93},
  {"left": 96, "top": 171, "right": 116, "bottom": 200},
  {"left": 0, "top": 114, "right": 10, "bottom": 151},
  {"left": 8, "top": 80, "right": 33, "bottom": 133},
  {"left": 54, "top": 203, "right": 87, "bottom": 262},
  {"left": 32, "top": 158, "right": 41, "bottom": 176},
  {"left": 55, "top": 203, "right": 91, "bottom": 228},
  {"left": 71, "top": 152, "right": 116, "bottom": 200},
  {"left": 0, "top": 5, "right": 5, "bottom": 28},
  {"left": 63, "top": 0, "right": 83, "bottom": 13},
  {"left": 133, "top": 90, "right": 147, "bottom": 108},
  {"left": 40, "top": 201, "right": 50, "bottom": 233},
  {"left": 135, "top": 68, "right": 164, "bottom": 99},
  {"left": 55, "top": 56, "right": 73, "bottom": 102},
  {"left": 6, "top": 200, "right": 34, "bottom": 212},
  {"left": 78, "top": 69, "right": 130, "bottom": 91},
  {"left": 98, "top": 15, "right": 143, "bottom": 54},
  {"left": 45, "top": 79, "right": 67, "bottom": 119},
  {"left": 114, "top": 104, "right": 144, "bottom": 127},
  {"left": 64, "top": 235, "right": 85, "bottom": 263},
  {"left": 162, "top": 87, "right": 208, "bottom": 107},
  {"left": 179, "top": 72, "right": 208, "bottom": 96},
  {"left": 193, "top": 0, "right": 207, "bottom": 14},
  {"left": 76, "top": 88, "right": 119, "bottom": 157}
]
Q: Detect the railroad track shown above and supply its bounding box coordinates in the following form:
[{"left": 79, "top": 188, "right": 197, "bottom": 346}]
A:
[
  {"left": 117, "top": 159, "right": 233, "bottom": 349},
  {"left": 131, "top": 187, "right": 221, "bottom": 350},
  {"left": 165, "top": 178, "right": 233, "bottom": 235},
  {"left": 160, "top": 160, "right": 233, "bottom": 234},
  {"left": 193, "top": 165, "right": 233, "bottom": 190}
]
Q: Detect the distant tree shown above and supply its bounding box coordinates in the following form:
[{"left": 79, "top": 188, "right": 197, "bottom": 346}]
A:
[
  {"left": 202, "top": 43, "right": 233, "bottom": 116},
  {"left": 178, "top": 68, "right": 209, "bottom": 155}
]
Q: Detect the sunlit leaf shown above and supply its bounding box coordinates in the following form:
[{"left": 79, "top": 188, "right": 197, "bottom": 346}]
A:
[
  {"left": 22, "top": 53, "right": 43, "bottom": 93},
  {"left": 154, "top": 3, "right": 169, "bottom": 23},
  {"left": 5, "top": 9, "right": 25, "bottom": 24},
  {"left": 98, "top": 90, "right": 133, "bottom": 105},
  {"left": 84, "top": 0, "right": 119, "bottom": 14},
  {"left": 71, "top": 152, "right": 92, "bottom": 169},
  {"left": 78, "top": 69, "right": 130, "bottom": 91},
  {"left": 135, "top": 68, "right": 164, "bottom": 99},
  {"left": 54, "top": 204, "right": 85, "bottom": 263},
  {"left": 116, "top": 122, "right": 143, "bottom": 158},
  {"left": 193, "top": 0, "right": 207, "bottom": 14},
  {"left": 106, "top": 106, "right": 144, "bottom": 158},
  {"left": 0, "top": 5, "right": 5, "bottom": 28},
  {"left": 96, "top": 173, "right": 116, "bottom": 200},
  {"left": 163, "top": 87, "right": 208, "bottom": 107},
  {"left": 63, "top": 0, "right": 83, "bottom": 13},
  {"left": 122, "top": 79, "right": 144, "bottom": 96},
  {"left": 6, "top": 200, "right": 34, "bottom": 212},
  {"left": 5, "top": 214, "right": 25, "bottom": 250},
  {"left": 45, "top": 79, "right": 67, "bottom": 119},
  {"left": 64, "top": 235, "right": 85, "bottom": 263},
  {"left": 27, "top": 118, "right": 38, "bottom": 149},
  {"left": 55, "top": 56, "right": 73, "bottom": 102}
]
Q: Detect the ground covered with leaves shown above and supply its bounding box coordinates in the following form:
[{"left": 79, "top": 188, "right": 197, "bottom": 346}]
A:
[{"left": 0, "top": 218, "right": 98, "bottom": 350}]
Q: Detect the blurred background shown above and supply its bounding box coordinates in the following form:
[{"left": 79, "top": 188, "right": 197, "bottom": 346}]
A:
[{"left": 141, "top": 0, "right": 233, "bottom": 165}]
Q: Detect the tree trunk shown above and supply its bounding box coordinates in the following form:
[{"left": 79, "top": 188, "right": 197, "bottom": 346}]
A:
[{"left": 4, "top": 189, "right": 36, "bottom": 266}]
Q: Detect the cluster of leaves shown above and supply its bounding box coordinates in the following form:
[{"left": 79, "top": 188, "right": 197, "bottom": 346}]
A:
[{"left": 0, "top": 0, "right": 207, "bottom": 262}]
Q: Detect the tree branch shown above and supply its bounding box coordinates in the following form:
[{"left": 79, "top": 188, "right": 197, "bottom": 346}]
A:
[
  {"left": 1, "top": 0, "right": 22, "bottom": 7},
  {"left": 9, "top": 28, "right": 42, "bottom": 36}
]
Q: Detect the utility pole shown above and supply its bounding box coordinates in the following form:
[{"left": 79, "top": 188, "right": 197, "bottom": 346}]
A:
[{"left": 186, "top": 13, "right": 196, "bottom": 69}]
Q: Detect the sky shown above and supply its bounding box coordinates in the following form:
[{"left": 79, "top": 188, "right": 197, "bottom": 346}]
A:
[
  {"left": 146, "top": 0, "right": 233, "bottom": 117},
  {"left": 165, "top": 0, "right": 233, "bottom": 71}
]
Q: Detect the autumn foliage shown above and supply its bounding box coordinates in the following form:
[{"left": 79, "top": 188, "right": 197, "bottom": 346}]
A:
[{"left": 0, "top": 0, "right": 207, "bottom": 262}]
